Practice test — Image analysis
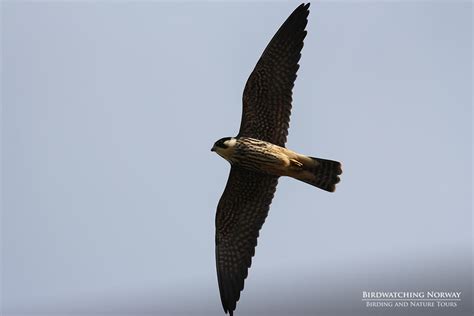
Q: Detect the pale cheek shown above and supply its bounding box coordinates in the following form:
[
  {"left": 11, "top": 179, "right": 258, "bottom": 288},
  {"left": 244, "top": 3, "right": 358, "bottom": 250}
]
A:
[{"left": 225, "top": 139, "right": 237, "bottom": 148}]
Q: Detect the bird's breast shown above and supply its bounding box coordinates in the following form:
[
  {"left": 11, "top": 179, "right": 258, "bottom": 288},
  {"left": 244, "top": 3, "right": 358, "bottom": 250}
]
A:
[{"left": 231, "top": 138, "right": 293, "bottom": 176}]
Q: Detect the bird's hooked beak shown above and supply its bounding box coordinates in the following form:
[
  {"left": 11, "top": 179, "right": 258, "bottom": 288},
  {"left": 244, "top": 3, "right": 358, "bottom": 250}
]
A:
[{"left": 211, "top": 146, "right": 215, "bottom": 152}]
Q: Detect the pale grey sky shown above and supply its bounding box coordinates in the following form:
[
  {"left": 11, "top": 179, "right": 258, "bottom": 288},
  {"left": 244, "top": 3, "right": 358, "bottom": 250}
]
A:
[{"left": 2, "top": 2, "right": 472, "bottom": 316}]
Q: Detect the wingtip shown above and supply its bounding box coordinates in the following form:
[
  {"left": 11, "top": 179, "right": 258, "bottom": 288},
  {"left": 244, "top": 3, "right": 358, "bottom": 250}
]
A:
[
  {"left": 297, "top": 3, "right": 310, "bottom": 20},
  {"left": 298, "top": 3, "right": 310, "bottom": 10},
  {"left": 298, "top": 3, "right": 310, "bottom": 11}
]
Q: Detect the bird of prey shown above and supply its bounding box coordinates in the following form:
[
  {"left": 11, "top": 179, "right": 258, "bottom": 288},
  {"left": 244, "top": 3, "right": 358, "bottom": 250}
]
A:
[{"left": 211, "top": 3, "right": 342, "bottom": 315}]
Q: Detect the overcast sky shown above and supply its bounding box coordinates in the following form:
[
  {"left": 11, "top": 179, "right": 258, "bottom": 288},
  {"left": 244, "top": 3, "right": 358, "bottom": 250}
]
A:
[{"left": 2, "top": 2, "right": 472, "bottom": 316}]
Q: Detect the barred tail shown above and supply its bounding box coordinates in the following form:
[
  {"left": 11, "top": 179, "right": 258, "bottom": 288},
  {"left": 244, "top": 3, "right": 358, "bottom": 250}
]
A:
[{"left": 299, "top": 157, "right": 342, "bottom": 192}]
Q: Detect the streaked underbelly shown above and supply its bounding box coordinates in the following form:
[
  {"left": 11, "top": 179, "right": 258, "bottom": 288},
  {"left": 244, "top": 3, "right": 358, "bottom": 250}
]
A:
[{"left": 231, "top": 137, "right": 291, "bottom": 175}]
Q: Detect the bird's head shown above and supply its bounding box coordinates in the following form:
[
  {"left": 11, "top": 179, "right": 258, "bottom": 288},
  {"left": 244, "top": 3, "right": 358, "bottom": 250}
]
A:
[{"left": 211, "top": 137, "right": 237, "bottom": 161}]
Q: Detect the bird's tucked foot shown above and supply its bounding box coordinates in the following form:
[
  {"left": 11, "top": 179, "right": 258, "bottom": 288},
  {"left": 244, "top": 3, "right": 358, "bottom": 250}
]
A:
[{"left": 290, "top": 158, "right": 303, "bottom": 168}]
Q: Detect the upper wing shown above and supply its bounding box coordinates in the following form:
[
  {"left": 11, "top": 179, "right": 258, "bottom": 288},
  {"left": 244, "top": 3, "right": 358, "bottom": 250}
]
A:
[
  {"left": 238, "top": 3, "right": 310, "bottom": 147},
  {"left": 215, "top": 167, "right": 279, "bottom": 315}
]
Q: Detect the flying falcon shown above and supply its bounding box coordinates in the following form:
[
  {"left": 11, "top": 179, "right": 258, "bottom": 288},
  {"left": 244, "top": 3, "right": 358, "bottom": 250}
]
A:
[{"left": 211, "top": 3, "right": 342, "bottom": 315}]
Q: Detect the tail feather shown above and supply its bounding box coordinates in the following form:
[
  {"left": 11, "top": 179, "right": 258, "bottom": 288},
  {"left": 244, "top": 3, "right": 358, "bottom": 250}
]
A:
[{"left": 301, "top": 157, "right": 342, "bottom": 192}]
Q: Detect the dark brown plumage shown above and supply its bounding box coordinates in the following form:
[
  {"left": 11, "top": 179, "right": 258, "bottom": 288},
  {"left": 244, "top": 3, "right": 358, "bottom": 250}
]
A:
[
  {"left": 238, "top": 3, "right": 309, "bottom": 147},
  {"left": 215, "top": 169, "right": 278, "bottom": 315},
  {"left": 215, "top": 4, "right": 311, "bottom": 315},
  {"left": 301, "top": 157, "right": 343, "bottom": 192}
]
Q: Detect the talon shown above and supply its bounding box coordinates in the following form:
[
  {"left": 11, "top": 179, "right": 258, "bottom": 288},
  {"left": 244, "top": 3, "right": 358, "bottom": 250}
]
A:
[{"left": 290, "top": 158, "right": 303, "bottom": 168}]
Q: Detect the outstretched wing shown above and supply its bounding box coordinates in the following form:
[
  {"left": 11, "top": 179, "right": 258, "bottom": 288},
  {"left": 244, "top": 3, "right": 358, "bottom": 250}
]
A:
[
  {"left": 215, "top": 167, "right": 279, "bottom": 315},
  {"left": 238, "top": 3, "right": 310, "bottom": 147}
]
